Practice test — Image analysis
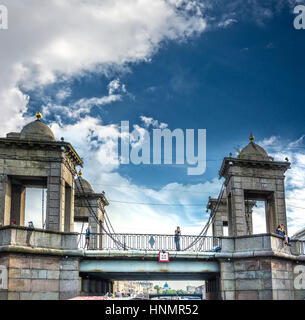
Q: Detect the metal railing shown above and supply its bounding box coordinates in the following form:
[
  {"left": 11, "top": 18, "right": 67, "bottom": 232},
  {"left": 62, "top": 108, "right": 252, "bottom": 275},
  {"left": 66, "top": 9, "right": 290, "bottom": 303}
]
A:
[{"left": 77, "top": 233, "right": 221, "bottom": 252}]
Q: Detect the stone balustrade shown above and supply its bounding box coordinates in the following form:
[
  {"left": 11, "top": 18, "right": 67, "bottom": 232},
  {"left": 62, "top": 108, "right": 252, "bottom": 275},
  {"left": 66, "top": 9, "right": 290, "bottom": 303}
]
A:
[
  {"left": 0, "top": 225, "right": 78, "bottom": 251},
  {"left": 219, "top": 233, "right": 304, "bottom": 258}
]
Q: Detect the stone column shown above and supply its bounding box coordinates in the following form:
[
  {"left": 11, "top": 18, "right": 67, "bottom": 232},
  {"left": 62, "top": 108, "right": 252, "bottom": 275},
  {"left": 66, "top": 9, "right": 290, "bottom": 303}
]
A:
[
  {"left": 274, "top": 178, "right": 288, "bottom": 233},
  {"left": 0, "top": 174, "right": 11, "bottom": 226},
  {"left": 46, "top": 176, "right": 62, "bottom": 231},
  {"left": 10, "top": 185, "right": 26, "bottom": 226},
  {"left": 219, "top": 260, "right": 235, "bottom": 300},
  {"left": 227, "top": 185, "right": 248, "bottom": 237}
]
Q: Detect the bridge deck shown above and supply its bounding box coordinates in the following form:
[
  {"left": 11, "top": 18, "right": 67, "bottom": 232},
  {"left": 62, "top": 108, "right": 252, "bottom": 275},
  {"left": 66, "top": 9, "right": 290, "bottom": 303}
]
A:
[{"left": 79, "top": 251, "right": 219, "bottom": 281}]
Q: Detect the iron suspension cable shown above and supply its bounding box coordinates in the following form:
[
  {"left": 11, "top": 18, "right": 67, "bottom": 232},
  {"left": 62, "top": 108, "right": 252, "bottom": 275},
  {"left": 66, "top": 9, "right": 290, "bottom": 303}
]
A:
[
  {"left": 67, "top": 162, "right": 127, "bottom": 249},
  {"left": 182, "top": 181, "right": 225, "bottom": 251},
  {"left": 67, "top": 161, "right": 222, "bottom": 251}
]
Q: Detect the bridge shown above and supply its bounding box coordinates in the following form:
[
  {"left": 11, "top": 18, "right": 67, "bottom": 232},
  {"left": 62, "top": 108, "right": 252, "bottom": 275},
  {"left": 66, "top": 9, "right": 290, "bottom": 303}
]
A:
[{"left": 0, "top": 113, "right": 305, "bottom": 300}]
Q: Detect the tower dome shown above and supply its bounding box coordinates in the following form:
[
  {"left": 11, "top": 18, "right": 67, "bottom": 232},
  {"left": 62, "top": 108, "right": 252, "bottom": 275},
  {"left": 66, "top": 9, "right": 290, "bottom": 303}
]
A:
[
  {"left": 20, "top": 111, "right": 55, "bottom": 142},
  {"left": 75, "top": 175, "right": 94, "bottom": 194},
  {"left": 238, "top": 134, "right": 270, "bottom": 161}
]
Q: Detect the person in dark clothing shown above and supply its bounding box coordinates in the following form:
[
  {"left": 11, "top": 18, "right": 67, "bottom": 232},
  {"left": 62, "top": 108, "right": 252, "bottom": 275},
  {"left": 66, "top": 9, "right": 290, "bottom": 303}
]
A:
[
  {"left": 276, "top": 224, "right": 291, "bottom": 246},
  {"left": 174, "top": 227, "right": 181, "bottom": 251},
  {"left": 28, "top": 221, "right": 34, "bottom": 229},
  {"left": 85, "top": 225, "right": 92, "bottom": 249}
]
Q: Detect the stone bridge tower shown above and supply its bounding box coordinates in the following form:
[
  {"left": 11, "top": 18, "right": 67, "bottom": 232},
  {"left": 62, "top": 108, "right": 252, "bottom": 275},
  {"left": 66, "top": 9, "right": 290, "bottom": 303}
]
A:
[
  {"left": 74, "top": 172, "right": 109, "bottom": 249},
  {"left": 207, "top": 195, "right": 256, "bottom": 237},
  {"left": 218, "top": 134, "right": 290, "bottom": 236},
  {"left": 0, "top": 112, "right": 83, "bottom": 232}
]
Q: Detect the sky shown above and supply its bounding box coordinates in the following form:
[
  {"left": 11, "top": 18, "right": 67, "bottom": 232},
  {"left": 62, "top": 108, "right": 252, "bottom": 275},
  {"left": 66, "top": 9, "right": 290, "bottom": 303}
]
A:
[{"left": 1, "top": 0, "right": 305, "bottom": 243}]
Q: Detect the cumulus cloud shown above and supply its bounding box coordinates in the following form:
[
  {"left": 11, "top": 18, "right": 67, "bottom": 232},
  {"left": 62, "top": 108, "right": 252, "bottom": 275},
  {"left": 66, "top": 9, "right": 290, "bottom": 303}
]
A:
[
  {"left": 0, "top": 0, "right": 207, "bottom": 137},
  {"left": 140, "top": 116, "right": 168, "bottom": 129},
  {"left": 218, "top": 18, "right": 238, "bottom": 28}
]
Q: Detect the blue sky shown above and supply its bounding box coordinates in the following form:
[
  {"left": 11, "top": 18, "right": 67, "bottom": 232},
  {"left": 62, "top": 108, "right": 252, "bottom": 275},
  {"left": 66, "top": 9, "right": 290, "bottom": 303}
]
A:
[{"left": 1, "top": 0, "right": 305, "bottom": 236}]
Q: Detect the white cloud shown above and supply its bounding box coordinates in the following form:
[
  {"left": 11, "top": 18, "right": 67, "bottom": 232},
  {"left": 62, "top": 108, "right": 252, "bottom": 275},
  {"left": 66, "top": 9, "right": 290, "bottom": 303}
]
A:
[
  {"left": 140, "top": 116, "right": 168, "bottom": 129},
  {"left": 0, "top": 0, "right": 207, "bottom": 137},
  {"left": 218, "top": 18, "right": 237, "bottom": 28},
  {"left": 42, "top": 79, "right": 128, "bottom": 122}
]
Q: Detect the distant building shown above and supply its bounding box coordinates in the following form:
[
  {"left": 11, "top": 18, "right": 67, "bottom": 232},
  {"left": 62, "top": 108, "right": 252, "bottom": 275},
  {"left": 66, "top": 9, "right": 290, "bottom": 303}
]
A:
[
  {"left": 195, "top": 284, "right": 206, "bottom": 299},
  {"left": 113, "top": 280, "right": 154, "bottom": 296},
  {"left": 292, "top": 227, "right": 305, "bottom": 240},
  {"left": 186, "top": 285, "right": 196, "bottom": 293}
]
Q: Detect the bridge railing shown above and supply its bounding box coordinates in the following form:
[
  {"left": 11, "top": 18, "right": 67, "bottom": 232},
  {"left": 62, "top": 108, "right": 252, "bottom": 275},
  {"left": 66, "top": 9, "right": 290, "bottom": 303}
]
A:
[{"left": 77, "top": 233, "right": 221, "bottom": 252}]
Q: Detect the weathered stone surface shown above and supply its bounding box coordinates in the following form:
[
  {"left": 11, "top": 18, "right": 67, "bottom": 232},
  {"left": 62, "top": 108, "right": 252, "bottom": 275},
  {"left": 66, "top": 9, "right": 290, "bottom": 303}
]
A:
[
  {"left": 236, "top": 290, "right": 258, "bottom": 300},
  {"left": 8, "top": 279, "right": 31, "bottom": 291},
  {"left": 255, "top": 270, "right": 271, "bottom": 280},
  {"left": 236, "top": 279, "right": 262, "bottom": 291},
  {"left": 259, "top": 259, "right": 271, "bottom": 270},
  {"left": 222, "top": 280, "right": 235, "bottom": 291},
  {"left": 10, "top": 256, "right": 30, "bottom": 269},
  {"left": 273, "top": 290, "right": 294, "bottom": 300},
  {"left": 31, "top": 257, "right": 57, "bottom": 270},
  {"left": 224, "top": 291, "right": 235, "bottom": 300},
  {"left": 235, "top": 271, "right": 256, "bottom": 279},
  {"left": 20, "top": 269, "right": 32, "bottom": 279},
  {"left": 220, "top": 261, "right": 234, "bottom": 272},
  {"left": 221, "top": 272, "right": 235, "bottom": 280},
  {"left": 9, "top": 268, "right": 21, "bottom": 279},
  {"left": 59, "top": 279, "right": 80, "bottom": 292},
  {"left": 31, "top": 279, "right": 59, "bottom": 292},
  {"left": 60, "top": 259, "right": 78, "bottom": 271},
  {"left": 47, "top": 270, "right": 60, "bottom": 280},
  {"left": 7, "top": 292, "right": 19, "bottom": 300},
  {"left": 20, "top": 292, "right": 59, "bottom": 300},
  {"left": 0, "top": 291, "right": 8, "bottom": 300},
  {"left": 38, "top": 270, "right": 47, "bottom": 279},
  {"left": 59, "top": 270, "right": 79, "bottom": 280},
  {"left": 235, "top": 260, "right": 259, "bottom": 272},
  {"left": 261, "top": 278, "right": 272, "bottom": 290},
  {"left": 258, "top": 290, "right": 273, "bottom": 300}
]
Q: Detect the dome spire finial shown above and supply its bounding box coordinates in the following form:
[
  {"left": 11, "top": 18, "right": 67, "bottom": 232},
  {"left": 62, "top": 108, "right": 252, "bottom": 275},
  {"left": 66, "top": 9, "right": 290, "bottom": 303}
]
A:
[
  {"left": 249, "top": 132, "right": 254, "bottom": 143},
  {"left": 78, "top": 170, "right": 83, "bottom": 176},
  {"left": 36, "top": 110, "right": 42, "bottom": 120}
]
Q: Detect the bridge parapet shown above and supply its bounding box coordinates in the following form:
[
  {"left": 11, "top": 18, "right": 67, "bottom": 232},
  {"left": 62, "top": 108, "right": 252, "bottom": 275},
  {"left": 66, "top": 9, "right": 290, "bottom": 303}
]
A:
[
  {"left": 218, "top": 233, "right": 305, "bottom": 258},
  {"left": 207, "top": 234, "right": 305, "bottom": 300},
  {"left": 0, "top": 225, "right": 78, "bottom": 250}
]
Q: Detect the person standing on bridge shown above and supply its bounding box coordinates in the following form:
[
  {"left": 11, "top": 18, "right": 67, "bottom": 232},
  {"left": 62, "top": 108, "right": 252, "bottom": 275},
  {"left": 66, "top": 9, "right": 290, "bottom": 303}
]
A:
[
  {"left": 85, "top": 225, "right": 92, "bottom": 249},
  {"left": 175, "top": 227, "right": 181, "bottom": 251}
]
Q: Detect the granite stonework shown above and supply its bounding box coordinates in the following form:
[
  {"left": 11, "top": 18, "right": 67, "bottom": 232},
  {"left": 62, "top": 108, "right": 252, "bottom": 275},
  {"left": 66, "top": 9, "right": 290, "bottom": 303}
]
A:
[
  {"left": 0, "top": 117, "right": 83, "bottom": 233},
  {"left": 217, "top": 141, "right": 291, "bottom": 237},
  {"left": 0, "top": 225, "right": 78, "bottom": 250},
  {"left": 210, "top": 234, "right": 305, "bottom": 300},
  {"left": 74, "top": 177, "right": 109, "bottom": 250},
  {"left": 0, "top": 226, "right": 81, "bottom": 300}
]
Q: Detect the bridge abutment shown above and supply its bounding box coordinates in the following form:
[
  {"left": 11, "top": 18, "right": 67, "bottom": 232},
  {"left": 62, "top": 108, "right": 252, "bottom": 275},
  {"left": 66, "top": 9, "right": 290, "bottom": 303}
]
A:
[
  {"left": 212, "top": 235, "right": 305, "bottom": 300},
  {"left": 0, "top": 226, "right": 81, "bottom": 300}
]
